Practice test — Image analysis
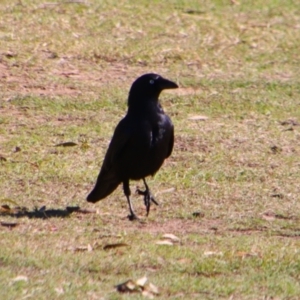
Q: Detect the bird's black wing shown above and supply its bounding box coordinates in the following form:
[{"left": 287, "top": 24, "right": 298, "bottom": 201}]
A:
[
  {"left": 102, "top": 119, "right": 132, "bottom": 170},
  {"left": 166, "top": 120, "right": 174, "bottom": 159},
  {"left": 87, "top": 118, "right": 132, "bottom": 202}
]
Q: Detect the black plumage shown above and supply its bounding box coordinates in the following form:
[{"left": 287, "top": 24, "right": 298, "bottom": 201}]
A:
[{"left": 87, "top": 73, "right": 178, "bottom": 220}]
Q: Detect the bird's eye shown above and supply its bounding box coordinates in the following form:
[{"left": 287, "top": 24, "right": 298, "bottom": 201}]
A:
[{"left": 149, "top": 79, "right": 154, "bottom": 84}]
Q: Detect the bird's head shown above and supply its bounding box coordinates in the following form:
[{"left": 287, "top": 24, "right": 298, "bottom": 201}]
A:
[{"left": 128, "top": 73, "right": 178, "bottom": 106}]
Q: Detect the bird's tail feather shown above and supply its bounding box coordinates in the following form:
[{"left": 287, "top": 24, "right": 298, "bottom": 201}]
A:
[{"left": 87, "top": 170, "right": 121, "bottom": 203}]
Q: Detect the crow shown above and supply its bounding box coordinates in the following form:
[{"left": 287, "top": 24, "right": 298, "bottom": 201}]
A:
[{"left": 87, "top": 73, "right": 178, "bottom": 220}]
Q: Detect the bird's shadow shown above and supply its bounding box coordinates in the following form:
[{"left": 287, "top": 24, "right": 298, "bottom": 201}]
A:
[{"left": 0, "top": 205, "right": 86, "bottom": 219}]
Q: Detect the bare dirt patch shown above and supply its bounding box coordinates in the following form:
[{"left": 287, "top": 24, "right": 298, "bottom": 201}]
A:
[
  {"left": 0, "top": 58, "right": 162, "bottom": 98},
  {"left": 134, "top": 218, "right": 222, "bottom": 235}
]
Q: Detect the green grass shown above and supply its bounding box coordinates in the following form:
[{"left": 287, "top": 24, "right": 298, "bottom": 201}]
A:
[{"left": 1, "top": 0, "right": 300, "bottom": 299}]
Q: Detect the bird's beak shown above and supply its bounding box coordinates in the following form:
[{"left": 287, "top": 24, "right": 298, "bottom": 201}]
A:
[{"left": 159, "top": 77, "right": 178, "bottom": 90}]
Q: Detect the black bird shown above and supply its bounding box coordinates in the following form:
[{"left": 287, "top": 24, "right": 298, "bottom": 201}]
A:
[{"left": 87, "top": 73, "right": 178, "bottom": 220}]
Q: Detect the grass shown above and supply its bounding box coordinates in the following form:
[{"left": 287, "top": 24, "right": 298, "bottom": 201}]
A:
[{"left": 1, "top": 0, "right": 300, "bottom": 299}]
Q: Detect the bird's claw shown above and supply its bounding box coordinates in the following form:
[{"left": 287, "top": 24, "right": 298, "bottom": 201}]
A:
[
  {"left": 136, "top": 188, "right": 158, "bottom": 216},
  {"left": 128, "top": 213, "right": 139, "bottom": 221}
]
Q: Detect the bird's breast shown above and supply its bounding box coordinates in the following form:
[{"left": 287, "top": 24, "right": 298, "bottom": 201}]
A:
[{"left": 115, "top": 116, "right": 172, "bottom": 180}]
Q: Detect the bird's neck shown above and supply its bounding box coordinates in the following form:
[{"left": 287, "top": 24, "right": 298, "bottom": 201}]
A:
[
  {"left": 128, "top": 95, "right": 159, "bottom": 109},
  {"left": 127, "top": 98, "right": 162, "bottom": 115}
]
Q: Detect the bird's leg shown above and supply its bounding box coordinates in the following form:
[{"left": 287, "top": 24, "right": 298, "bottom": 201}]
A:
[
  {"left": 136, "top": 178, "right": 159, "bottom": 216},
  {"left": 123, "top": 180, "right": 138, "bottom": 221}
]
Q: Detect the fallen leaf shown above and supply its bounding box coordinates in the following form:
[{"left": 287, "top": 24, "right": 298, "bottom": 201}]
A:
[
  {"left": 147, "top": 282, "right": 159, "bottom": 295},
  {"left": 71, "top": 244, "right": 93, "bottom": 252},
  {"left": 280, "top": 119, "right": 299, "bottom": 126},
  {"left": 185, "top": 9, "right": 205, "bottom": 15},
  {"left": 115, "top": 280, "right": 140, "bottom": 293},
  {"left": 262, "top": 211, "right": 275, "bottom": 221},
  {"left": 4, "top": 51, "right": 17, "bottom": 58},
  {"left": 262, "top": 215, "right": 275, "bottom": 221},
  {"left": 204, "top": 251, "right": 223, "bottom": 257},
  {"left": 188, "top": 115, "right": 209, "bottom": 121},
  {"left": 136, "top": 276, "right": 148, "bottom": 287},
  {"left": 162, "top": 233, "right": 180, "bottom": 243},
  {"left": 73, "top": 247, "right": 88, "bottom": 252},
  {"left": 115, "top": 277, "right": 159, "bottom": 298},
  {"left": 155, "top": 240, "right": 173, "bottom": 246},
  {"left": 270, "top": 145, "right": 282, "bottom": 154},
  {"left": 192, "top": 211, "right": 205, "bottom": 218},
  {"left": 0, "top": 205, "right": 12, "bottom": 213},
  {"left": 141, "top": 279, "right": 159, "bottom": 299},
  {"left": 55, "top": 142, "right": 78, "bottom": 147},
  {"left": 1, "top": 222, "right": 18, "bottom": 228},
  {"left": 103, "top": 243, "right": 129, "bottom": 250},
  {"left": 11, "top": 275, "right": 28, "bottom": 283},
  {"left": 236, "top": 251, "right": 259, "bottom": 258},
  {"left": 270, "top": 193, "right": 284, "bottom": 199}
]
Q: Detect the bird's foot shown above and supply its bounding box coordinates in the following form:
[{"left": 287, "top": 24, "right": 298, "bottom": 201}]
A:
[
  {"left": 128, "top": 213, "right": 139, "bottom": 221},
  {"left": 136, "top": 188, "right": 159, "bottom": 216}
]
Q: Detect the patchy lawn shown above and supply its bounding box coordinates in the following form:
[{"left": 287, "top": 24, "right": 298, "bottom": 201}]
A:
[{"left": 1, "top": 0, "right": 300, "bottom": 299}]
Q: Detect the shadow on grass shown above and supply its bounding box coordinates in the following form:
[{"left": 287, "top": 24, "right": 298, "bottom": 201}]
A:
[{"left": 0, "top": 206, "right": 91, "bottom": 219}]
